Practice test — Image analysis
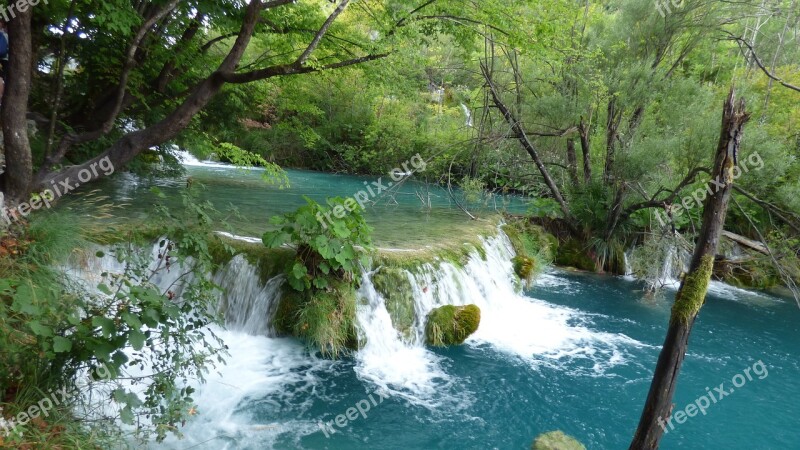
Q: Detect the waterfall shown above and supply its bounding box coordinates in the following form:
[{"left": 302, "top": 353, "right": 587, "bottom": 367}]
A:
[
  {"left": 69, "top": 230, "right": 646, "bottom": 447},
  {"left": 351, "top": 232, "right": 641, "bottom": 405},
  {"left": 460, "top": 103, "right": 474, "bottom": 127},
  {"left": 214, "top": 255, "right": 283, "bottom": 336}
]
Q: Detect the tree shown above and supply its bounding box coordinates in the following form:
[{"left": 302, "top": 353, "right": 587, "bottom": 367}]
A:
[
  {"left": 629, "top": 88, "right": 750, "bottom": 449},
  {"left": 1, "top": 0, "right": 507, "bottom": 205}
]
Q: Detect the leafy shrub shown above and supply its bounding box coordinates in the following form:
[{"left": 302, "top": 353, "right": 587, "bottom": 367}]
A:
[
  {"left": 263, "top": 197, "right": 373, "bottom": 356},
  {"left": 0, "top": 187, "right": 229, "bottom": 443}
]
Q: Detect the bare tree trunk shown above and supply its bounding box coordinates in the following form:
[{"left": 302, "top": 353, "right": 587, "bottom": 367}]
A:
[
  {"left": 1, "top": 7, "right": 34, "bottom": 203},
  {"left": 629, "top": 88, "right": 750, "bottom": 450},
  {"left": 566, "top": 138, "right": 579, "bottom": 185},
  {"left": 579, "top": 119, "right": 591, "bottom": 184}
]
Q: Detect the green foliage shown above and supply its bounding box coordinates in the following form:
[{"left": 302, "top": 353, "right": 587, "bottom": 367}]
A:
[
  {"left": 263, "top": 197, "right": 373, "bottom": 357},
  {"left": 555, "top": 239, "right": 598, "bottom": 272},
  {"left": 0, "top": 187, "right": 229, "bottom": 443},
  {"left": 503, "top": 217, "right": 557, "bottom": 285},
  {"left": 527, "top": 197, "right": 564, "bottom": 220},
  {"left": 425, "top": 304, "right": 481, "bottom": 347},
  {"left": 273, "top": 282, "right": 359, "bottom": 358},
  {"left": 216, "top": 142, "right": 289, "bottom": 188},
  {"left": 460, "top": 176, "right": 487, "bottom": 204},
  {"left": 262, "top": 196, "right": 373, "bottom": 292}
]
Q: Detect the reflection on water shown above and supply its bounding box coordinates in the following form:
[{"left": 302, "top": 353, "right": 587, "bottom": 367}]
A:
[{"left": 57, "top": 164, "right": 528, "bottom": 248}]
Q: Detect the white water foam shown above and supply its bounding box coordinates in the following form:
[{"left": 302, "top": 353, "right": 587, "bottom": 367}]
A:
[
  {"left": 71, "top": 230, "right": 648, "bottom": 447},
  {"left": 353, "top": 232, "right": 646, "bottom": 397}
]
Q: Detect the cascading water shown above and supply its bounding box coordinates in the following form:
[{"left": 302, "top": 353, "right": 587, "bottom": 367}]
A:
[
  {"left": 460, "top": 103, "right": 474, "bottom": 127},
  {"left": 352, "top": 231, "right": 643, "bottom": 405},
  {"left": 71, "top": 230, "right": 650, "bottom": 448}
]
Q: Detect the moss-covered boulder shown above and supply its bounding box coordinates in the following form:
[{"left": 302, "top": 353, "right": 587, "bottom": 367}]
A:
[
  {"left": 502, "top": 217, "right": 558, "bottom": 285},
  {"left": 531, "top": 431, "right": 586, "bottom": 450},
  {"left": 425, "top": 304, "right": 481, "bottom": 347},
  {"left": 372, "top": 267, "right": 416, "bottom": 339},
  {"left": 512, "top": 255, "right": 537, "bottom": 283},
  {"left": 503, "top": 218, "right": 558, "bottom": 263}
]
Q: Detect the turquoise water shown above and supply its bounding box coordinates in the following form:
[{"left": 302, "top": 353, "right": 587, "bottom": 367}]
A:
[
  {"left": 245, "top": 273, "right": 798, "bottom": 449},
  {"left": 66, "top": 160, "right": 798, "bottom": 449},
  {"left": 61, "top": 161, "right": 525, "bottom": 248},
  {"left": 149, "top": 266, "right": 797, "bottom": 450}
]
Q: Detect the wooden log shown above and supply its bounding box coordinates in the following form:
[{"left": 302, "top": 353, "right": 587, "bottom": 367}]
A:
[{"left": 721, "top": 230, "right": 769, "bottom": 255}]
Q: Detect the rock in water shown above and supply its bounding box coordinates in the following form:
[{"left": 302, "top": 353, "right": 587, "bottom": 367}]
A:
[
  {"left": 425, "top": 304, "right": 480, "bottom": 346},
  {"left": 531, "top": 431, "right": 586, "bottom": 450}
]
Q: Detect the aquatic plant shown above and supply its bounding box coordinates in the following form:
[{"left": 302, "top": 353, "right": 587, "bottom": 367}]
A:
[{"left": 263, "top": 197, "right": 373, "bottom": 357}]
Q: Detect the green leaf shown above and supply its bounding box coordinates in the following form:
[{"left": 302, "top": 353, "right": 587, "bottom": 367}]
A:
[
  {"left": 292, "top": 262, "right": 308, "bottom": 280},
  {"left": 120, "top": 406, "right": 135, "bottom": 425},
  {"left": 97, "top": 283, "right": 113, "bottom": 295},
  {"left": 53, "top": 337, "right": 73, "bottom": 353},
  {"left": 30, "top": 321, "right": 54, "bottom": 337},
  {"left": 92, "top": 317, "right": 116, "bottom": 338},
  {"left": 122, "top": 312, "right": 143, "bottom": 330},
  {"left": 129, "top": 329, "right": 146, "bottom": 351}
]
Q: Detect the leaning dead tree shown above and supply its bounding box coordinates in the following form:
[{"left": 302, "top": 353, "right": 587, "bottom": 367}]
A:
[
  {"left": 479, "top": 61, "right": 578, "bottom": 233},
  {"left": 629, "top": 88, "right": 750, "bottom": 449}
]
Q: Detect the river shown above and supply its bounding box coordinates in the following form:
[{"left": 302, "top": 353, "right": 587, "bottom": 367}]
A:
[{"left": 63, "top": 156, "right": 799, "bottom": 449}]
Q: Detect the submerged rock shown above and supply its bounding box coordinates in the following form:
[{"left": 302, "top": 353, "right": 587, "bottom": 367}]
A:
[
  {"left": 425, "top": 304, "right": 481, "bottom": 346},
  {"left": 531, "top": 431, "right": 586, "bottom": 450}
]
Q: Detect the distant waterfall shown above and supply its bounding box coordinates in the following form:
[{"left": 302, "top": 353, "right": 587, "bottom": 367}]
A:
[{"left": 460, "top": 103, "right": 474, "bottom": 127}]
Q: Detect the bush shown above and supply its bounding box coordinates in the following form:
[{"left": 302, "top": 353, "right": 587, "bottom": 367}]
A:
[{"left": 263, "top": 197, "right": 373, "bottom": 357}]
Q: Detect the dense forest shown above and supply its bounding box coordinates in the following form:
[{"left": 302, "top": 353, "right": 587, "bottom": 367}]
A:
[{"left": 0, "top": 0, "right": 798, "bottom": 449}]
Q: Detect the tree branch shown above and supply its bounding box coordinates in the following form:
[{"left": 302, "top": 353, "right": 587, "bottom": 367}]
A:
[
  {"left": 727, "top": 31, "right": 800, "bottom": 93},
  {"left": 296, "top": 0, "right": 350, "bottom": 65},
  {"left": 219, "top": 53, "right": 389, "bottom": 84}
]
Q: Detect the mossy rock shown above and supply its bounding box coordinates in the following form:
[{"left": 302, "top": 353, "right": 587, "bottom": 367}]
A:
[
  {"left": 273, "top": 282, "right": 359, "bottom": 357},
  {"left": 555, "top": 238, "right": 597, "bottom": 272},
  {"left": 531, "top": 431, "right": 586, "bottom": 450},
  {"left": 502, "top": 218, "right": 557, "bottom": 285},
  {"left": 425, "top": 304, "right": 481, "bottom": 347},
  {"left": 512, "top": 255, "right": 537, "bottom": 283},
  {"left": 372, "top": 267, "right": 416, "bottom": 339},
  {"left": 207, "top": 236, "right": 296, "bottom": 283},
  {"left": 503, "top": 218, "right": 558, "bottom": 262}
]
